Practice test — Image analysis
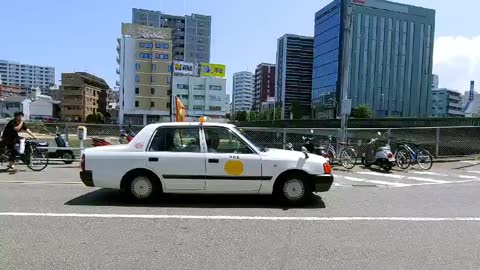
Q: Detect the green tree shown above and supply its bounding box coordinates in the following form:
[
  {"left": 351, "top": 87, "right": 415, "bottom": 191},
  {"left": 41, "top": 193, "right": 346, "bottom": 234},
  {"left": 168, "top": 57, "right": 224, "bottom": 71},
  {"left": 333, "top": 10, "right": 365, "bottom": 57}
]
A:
[
  {"left": 248, "top": 111, "right": 258, "bottom": 121},
  {"left": 351, "top": 104, "right": 373, "bottom": 119},
  {"left": 85, "top": 114, "right": 97, "bottom": 123},
  {"left": 235, "top": 111, "right": 248, "bottom": 121}
]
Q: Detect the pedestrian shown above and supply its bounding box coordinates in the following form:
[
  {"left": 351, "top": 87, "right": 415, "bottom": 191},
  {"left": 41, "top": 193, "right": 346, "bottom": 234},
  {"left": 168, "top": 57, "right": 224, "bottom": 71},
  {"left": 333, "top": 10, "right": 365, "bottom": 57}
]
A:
[{"left": 0, "top": 112, "right": 36, "bottom": 169}]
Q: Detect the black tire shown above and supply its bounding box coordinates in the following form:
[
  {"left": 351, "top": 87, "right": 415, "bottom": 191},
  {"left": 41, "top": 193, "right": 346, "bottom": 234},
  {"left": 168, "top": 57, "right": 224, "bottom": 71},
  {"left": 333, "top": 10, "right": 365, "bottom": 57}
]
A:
[
  {"left": 62, "top": 152, "right": 75, "bottom": 164},
  {"left": 340, "top": 148, "right": 357, "bottom": 170},
  {"left": 383, "top": 162, "right": 393, "bottom": 172},
  {"left": 26, "top": 147, "right": 48, "bottom": 172},
  {"left": 362, "top": 158, "right": 372, "bottom": 168},
  {"left": 275, "top": 174, "right": 312, "bottom": 206},
  {"left": 125, "top": 174, "right": 160, "bottom": 203},
  {"left": 395, "top": 149, "right": 411, "bottom": 170},
  {"left": 417, "top": 150, "right": 433, "bottom": 170}
]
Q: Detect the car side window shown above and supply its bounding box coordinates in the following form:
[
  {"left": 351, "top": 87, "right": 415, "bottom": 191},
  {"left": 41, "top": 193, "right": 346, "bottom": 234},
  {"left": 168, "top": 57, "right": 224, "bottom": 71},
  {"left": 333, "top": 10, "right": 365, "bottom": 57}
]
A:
[
  {"left": 204, "top": 127, "right": 254, "bottom": 154},
  {"left": 149, "top": 127, "right": 200, "bottom": 153}
]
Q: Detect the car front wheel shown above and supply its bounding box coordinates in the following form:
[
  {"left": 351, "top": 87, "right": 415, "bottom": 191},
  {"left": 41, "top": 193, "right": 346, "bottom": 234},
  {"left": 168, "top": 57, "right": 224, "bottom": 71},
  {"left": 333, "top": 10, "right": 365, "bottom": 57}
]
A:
[{"left": 276, "top": 175, "right": 311, "bottom": 205}]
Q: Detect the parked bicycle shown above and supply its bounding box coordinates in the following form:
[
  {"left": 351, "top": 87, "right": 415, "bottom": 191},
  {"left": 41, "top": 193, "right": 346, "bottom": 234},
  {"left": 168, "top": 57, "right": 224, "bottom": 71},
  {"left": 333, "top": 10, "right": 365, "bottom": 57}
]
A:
[
  {"left": 394, "top": 140, "right": 433, "bottom": 170},
  {"left": 0, "top": 138, "right": 49, "bottom": 171}
]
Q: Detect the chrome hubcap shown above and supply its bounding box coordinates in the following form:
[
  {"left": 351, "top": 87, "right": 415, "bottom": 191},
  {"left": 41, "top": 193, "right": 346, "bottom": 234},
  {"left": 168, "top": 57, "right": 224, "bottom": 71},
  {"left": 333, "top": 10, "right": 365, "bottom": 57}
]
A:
[
  {"left": 283, "top": 179, "right": 305, "bottom": 201},
  {"left": 131, "top": 177, "right": 153, "bottom": 199}
]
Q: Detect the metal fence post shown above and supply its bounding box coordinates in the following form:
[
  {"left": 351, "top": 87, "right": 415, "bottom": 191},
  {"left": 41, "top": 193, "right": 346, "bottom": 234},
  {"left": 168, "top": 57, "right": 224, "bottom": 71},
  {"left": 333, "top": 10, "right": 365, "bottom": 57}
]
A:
[
  {"left": 435, "top": 128, "right": 440, "bottom": 158},
  {"left": 282, "top": 128, "right": 287, "bottom": 150}
]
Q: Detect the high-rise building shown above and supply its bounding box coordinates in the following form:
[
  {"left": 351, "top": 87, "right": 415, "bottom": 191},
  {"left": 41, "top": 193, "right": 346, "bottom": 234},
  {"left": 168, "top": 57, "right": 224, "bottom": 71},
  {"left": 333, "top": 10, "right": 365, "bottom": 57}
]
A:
[
  {"left": 312, "top": 0, "right": 435, "bottom": 118},
  {"left": 60, "top": 72, "right": 109, "bottom": 122},
  {"left": 132, "top": 8, "right": 211, "bottom": 64},
  {"left": 276, "top": 35, "right": 314, "bottom": 119},
  {"left": 432, "top": 74, "right": 439, "bottom": 89},
  {"left": 0, "top": 60, "right": 55, "bottom": 94},
  {"left": 253, "top": 63, "right": 276, "bottom": 111},
  {"left": 232, "top": 71, "right": 254, "bottom": 113},
  {"left": 118, "top": 23, "right": 173, "bottom": 125}
]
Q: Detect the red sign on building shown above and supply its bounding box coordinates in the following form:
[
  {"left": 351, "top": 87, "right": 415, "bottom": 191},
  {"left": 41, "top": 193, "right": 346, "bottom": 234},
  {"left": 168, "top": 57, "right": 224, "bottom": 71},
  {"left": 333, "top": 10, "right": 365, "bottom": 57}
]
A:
[{"left": 352, "top": 0, "right": 367, "bottom": 4}]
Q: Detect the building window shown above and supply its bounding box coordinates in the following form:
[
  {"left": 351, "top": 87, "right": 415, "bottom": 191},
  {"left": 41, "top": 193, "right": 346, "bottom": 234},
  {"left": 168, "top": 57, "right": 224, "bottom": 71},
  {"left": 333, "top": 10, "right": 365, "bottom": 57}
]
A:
[
  {"left": 167, "top": 77, "right": 171, "bottom": 83},
  {"left": 136, "top": 63, "right": 141, "bottom": 70},
  {"left": 177, "top": 84, "right": 189, "bottom": 90},
  {"left": 209, "top": 85, "right": 222, "bottom": 91},
  {"left": 193, "top": 105, "right": 205, "bottom": 110},
  {"left": 193, "top": 85, "right": 206, "bottom": 90},
  {"left": 151, "top": 76, "right": 156, "bottom": 82},
  {"left": 155, "top": 43, "right": 170, "bottom": 49},
  {"left": 209, "top": 106, "right": 222, "bottom": 111},
  {"left": 155, "top": 54, "right": 169, "bottom": 60},
  {"left": 139, "top": 53, "right": 152, "bottom": 59},
  {"left": 139, "top": 42, "right": 153, "bottom": 48},
  {"left": 135, "top": 75, "right": 140, "bottom": 82},
  {"left": 151, "top": 101, "right": 155, "bottom": 108},
  {"left": 152, "top": 64, "right": 156, "bottom": 71},
  {"left": 135, "top": 87, "right": 139, "bottom": 94},
  {"left": 151, "top": 88, "right": 155, "bottom": 94},
  {"left": 194, "top": 95, "right": 205, "bottom": 100},
  {"left": 135, "top": 101, "right": 139, "bottom": 107},
  {"left": 168, "top": 65, "right": 172, "bottom": 72},
  {"left": 209, "top": 95, "right": 221, "bottom": 102}
]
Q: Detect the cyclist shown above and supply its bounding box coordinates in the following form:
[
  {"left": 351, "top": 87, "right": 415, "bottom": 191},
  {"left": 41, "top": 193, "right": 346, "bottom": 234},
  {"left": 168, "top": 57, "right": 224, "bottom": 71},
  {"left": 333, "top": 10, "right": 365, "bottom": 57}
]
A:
[{"left": 0, "top": 112, "right": 36, "bottom": 169}]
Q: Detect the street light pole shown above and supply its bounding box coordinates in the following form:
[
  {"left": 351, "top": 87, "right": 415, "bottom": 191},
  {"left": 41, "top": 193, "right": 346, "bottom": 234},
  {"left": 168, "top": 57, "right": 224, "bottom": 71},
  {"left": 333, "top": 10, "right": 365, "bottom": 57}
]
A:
[{"left": 340, "top": 2, "right": 354, "bottom": 144}]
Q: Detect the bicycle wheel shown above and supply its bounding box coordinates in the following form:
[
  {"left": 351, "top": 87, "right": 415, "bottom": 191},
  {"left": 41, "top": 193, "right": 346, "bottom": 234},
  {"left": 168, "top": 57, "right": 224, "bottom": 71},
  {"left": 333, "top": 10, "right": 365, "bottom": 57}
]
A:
[
  {"left": 396, "top": 149, "right": 411, "bottom": 170},
  {"left": 340, "top": 148, "right": 357, "bottom": 169},
  {"left": 26, "top": 147, "right": 49, "bottom": 172},
  {"left": 417, "top": 150, "right": 433, "bottom": 170}
]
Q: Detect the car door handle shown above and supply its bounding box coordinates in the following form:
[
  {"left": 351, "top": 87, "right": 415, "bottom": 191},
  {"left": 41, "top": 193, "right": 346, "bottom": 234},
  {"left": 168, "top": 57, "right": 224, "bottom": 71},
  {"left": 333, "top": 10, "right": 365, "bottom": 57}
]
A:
[
  {"left": 148, "top": 157, "right": 159, "bottom": 162},
  {"left": 208, "top": 159, "right": 219, "bottom": 163}
]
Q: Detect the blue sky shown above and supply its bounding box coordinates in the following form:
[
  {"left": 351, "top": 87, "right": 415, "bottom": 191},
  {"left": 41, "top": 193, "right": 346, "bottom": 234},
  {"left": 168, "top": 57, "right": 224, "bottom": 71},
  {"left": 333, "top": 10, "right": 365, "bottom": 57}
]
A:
[{"left": 1, "top": 0, "right": 479, "bottom": 95}]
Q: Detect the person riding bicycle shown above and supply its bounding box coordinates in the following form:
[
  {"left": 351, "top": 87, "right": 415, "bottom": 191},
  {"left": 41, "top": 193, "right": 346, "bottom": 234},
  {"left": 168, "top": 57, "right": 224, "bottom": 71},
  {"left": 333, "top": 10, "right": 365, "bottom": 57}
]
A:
[{"left": 0, "top": 112, "right": 36, "bottom": 169}]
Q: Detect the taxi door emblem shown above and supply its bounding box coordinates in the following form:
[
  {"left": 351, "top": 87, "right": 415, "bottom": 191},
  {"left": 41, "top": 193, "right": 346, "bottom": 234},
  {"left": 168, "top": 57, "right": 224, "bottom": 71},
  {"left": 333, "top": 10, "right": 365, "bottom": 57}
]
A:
[{"left": 224, "top": 160, "right": 244, "bottom": 176}]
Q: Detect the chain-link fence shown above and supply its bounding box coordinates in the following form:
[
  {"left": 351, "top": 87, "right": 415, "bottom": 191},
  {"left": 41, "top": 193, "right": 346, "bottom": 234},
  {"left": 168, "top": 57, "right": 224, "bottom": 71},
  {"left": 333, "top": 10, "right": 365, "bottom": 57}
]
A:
[
  {"left": 240, "top": 127, "right": 480, "bottom": 158},
  {"left": 1, "top": 122, "right": 479, "bottom": 157}
]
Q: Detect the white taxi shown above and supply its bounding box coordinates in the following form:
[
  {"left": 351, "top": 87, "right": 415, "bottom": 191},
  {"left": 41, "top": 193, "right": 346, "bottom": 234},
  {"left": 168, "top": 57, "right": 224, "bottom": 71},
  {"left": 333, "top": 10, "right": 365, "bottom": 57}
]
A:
[{"left": 80, "top": 122, "right": 334, "bottom": 205}]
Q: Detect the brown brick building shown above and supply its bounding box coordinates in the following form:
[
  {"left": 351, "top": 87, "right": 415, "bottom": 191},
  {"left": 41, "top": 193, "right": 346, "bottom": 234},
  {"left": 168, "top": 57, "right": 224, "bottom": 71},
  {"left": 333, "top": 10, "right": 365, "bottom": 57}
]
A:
[
  {"left": 254, "top": 63, "right": 275, "bottom": 111},
  {"left": 60, "top": 72, "right": 109, "bottom": 122}
]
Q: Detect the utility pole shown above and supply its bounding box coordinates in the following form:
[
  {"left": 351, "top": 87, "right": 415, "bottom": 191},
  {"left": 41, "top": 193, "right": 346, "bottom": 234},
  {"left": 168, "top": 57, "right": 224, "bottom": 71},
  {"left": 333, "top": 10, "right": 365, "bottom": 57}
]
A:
[{"left": 339, "top": 1, "right": 354, "bottom": 145}]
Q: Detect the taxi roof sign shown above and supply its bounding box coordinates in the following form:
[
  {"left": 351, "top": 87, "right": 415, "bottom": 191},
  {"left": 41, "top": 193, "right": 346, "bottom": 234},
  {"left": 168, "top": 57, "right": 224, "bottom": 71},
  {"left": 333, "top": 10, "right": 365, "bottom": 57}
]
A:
[{"left": 199, "top": 116, "right": 207, "bottom": 124}]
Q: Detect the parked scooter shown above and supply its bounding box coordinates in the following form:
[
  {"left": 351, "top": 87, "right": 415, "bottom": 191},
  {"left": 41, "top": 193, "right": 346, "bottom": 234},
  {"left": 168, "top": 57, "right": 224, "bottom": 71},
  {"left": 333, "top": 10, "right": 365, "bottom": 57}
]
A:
[
  {"left": 48, "top": 126, "right": 75, "bottom": 164},
  {"left": 362, "top": 132, "right": 396, "bottom": 172}
]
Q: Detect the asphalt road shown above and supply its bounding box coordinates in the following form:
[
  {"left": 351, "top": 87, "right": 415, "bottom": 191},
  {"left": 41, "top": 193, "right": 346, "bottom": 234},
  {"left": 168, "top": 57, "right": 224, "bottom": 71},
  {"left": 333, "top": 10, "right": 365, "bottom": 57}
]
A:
[{"left": 1, "top": 161, "right": 480, "bottom": 269}]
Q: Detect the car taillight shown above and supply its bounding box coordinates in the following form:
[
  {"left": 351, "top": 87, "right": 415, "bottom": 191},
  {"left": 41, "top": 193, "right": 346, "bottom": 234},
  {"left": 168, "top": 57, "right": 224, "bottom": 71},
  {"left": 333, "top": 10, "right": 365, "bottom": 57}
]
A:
[
  {"left": 81, "top": 154, "right": 85, "bottom": 172},
  {"left": 323, "top": 163, "right": 332, "bottom": 175},
  {"left": 388, "top": 153, "right": 394, "bottom": 159}
]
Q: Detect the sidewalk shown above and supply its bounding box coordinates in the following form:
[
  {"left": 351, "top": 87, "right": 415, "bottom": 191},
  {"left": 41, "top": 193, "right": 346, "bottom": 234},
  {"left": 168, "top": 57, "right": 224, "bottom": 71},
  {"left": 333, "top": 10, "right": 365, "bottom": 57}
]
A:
[{"left": 435, "top": 155, "right": 478, "bottom": 163}]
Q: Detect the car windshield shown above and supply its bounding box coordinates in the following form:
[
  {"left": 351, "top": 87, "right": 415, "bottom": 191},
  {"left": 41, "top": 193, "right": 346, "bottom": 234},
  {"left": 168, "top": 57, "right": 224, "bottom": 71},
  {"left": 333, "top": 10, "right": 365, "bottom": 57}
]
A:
[{"left": 232, "top": 127, "right": 265, "bottom": 152}]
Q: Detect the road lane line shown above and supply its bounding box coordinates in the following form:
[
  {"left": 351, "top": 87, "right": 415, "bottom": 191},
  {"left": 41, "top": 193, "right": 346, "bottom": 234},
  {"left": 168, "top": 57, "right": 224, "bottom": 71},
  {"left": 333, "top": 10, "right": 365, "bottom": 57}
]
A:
[
  {"left": 458, "top": 175, "right": 479, "bottom": 180},
  {"left": 0, "top": 180, "right": 82, "bottom": 185},
  {"left": 344, "top": 176, "right": 409, "bottom": 187},
  {"left": 409, "top": 171, "right": 448, "bottom": 177},
  {"left": 468, "top": 171, "right": 480, "bottom": 174},
  {"left": 357, "top": 172, "right": 405, "bottom": 179},
  {"left": 406, "top": 177, "right": 450, "bottom": 184},
  {"left": 1, "top": 212, "right": 480, "bottom": 221},
  {"left": 461, "top": 161, "right": 479, "bottom": 165}
]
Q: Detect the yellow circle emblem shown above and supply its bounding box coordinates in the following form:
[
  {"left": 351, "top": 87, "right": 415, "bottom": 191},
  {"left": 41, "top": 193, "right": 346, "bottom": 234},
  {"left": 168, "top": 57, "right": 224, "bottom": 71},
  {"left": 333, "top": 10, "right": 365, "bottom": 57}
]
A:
[{"left": 224, "top": 160, "right": 244, "bottom": 176}]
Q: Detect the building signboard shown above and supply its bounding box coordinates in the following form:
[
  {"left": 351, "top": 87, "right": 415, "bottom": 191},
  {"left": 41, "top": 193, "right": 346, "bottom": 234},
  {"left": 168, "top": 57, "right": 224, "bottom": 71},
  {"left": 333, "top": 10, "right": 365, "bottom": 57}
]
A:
[
  {"left": 201, "top": 63, "right": 226, "bottom": 78},
  {"left": 173, "top": 61, "right": 196, "bottom": 75}
]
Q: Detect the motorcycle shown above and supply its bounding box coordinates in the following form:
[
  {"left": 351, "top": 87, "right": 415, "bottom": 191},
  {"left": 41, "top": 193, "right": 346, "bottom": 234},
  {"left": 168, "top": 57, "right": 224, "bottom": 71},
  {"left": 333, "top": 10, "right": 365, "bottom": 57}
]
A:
[
  {"left": 48, "top": 126, "right": 75, "bottom": 164},
  {"left": 361, "top": 132, "right": 396, "bottom": 172}
]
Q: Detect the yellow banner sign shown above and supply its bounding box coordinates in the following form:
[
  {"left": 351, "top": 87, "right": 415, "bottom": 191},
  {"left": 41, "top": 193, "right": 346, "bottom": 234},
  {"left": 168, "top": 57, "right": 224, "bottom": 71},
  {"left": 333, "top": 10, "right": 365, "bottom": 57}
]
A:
[{"left": 201, "top": 63, "right": 226, "bottom": 78}]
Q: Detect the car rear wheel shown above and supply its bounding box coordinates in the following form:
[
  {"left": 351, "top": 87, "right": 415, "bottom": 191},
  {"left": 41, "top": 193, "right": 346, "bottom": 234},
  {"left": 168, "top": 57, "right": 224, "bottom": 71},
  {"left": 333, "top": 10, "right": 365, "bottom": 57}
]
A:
[
  {"left": 127, "top": 175, "right": 159, "bottom": 202},
  {"left": 276, "top": 174, "right": 311, "bottom": 205}
]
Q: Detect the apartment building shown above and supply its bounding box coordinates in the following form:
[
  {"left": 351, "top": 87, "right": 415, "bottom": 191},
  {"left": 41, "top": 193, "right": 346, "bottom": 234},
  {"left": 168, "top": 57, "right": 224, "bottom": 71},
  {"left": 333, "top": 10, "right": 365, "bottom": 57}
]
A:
[
  {"left": 254, "top": 63, "right": 275, "bottom": 111},
  {"left": 132, "top": 8, "right": 211, "bottom": 63},
  {"left": 60, "top": 72, "right": 109, "bottom": 122},
  {"left": 232, "top": 71, "right": 255, "bottom": 113},
  {"left": 118, "top": 23, "right": 173, "bottom": 125},
  {"left": 0, "top": 60, "right": 55, "bottom": 93}
]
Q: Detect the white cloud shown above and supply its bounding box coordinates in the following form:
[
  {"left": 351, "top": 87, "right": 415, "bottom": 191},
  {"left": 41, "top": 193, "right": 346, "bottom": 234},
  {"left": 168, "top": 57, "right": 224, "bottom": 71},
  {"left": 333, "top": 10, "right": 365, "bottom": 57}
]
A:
[{"left": 433, "top": 36, "right": 480, "bottom": 93}]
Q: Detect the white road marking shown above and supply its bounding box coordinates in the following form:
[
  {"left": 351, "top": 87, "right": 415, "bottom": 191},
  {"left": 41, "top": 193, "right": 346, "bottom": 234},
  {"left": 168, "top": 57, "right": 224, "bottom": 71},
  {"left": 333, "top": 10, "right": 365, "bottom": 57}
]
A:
[
  {"left": 406, "top": 177, "right": 450, "bottom": 184},
  {"left": 1, "top": 212, "right": 480, "bottom": 221},
  {"left": 0, "top": 181, "right": 81, "bottom": 185},
  {"left": 461, "top": 161, "right": 480, "bottom": 165},
  {"left": 409, "top": 171, "right": 448, "bottom": 177},
  {"left": 344, "top": 176, "right": 409, "bottom": 187},
  {"left": 458, "top": 175, "right": 479, "bottom": 180},
  {"left": 467, "top": 171, "right": 480, "bottom": 174},
  {"left": 357, "top": 172, "right": 405, "bottom": 179},
  {"left": 333, "top": 183, "right": 351, "bottom": 187}
]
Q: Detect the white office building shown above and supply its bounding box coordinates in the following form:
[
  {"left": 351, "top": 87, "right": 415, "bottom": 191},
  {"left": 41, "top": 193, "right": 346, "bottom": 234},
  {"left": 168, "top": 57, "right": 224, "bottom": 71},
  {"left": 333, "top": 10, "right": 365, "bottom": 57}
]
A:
[
  {"left": 232, "top": 71, "right": 254, "bottom": 113},
  {"left": 172, "top": 75, "right": 227, "bottom": 119},
  {"left": 0, "top": 60, "right": 55, "bottom": 92}
]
